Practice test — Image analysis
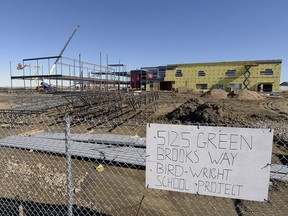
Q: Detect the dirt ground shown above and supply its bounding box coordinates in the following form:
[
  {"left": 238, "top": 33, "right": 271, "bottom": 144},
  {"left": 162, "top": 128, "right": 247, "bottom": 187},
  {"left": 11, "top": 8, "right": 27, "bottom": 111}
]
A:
[
  {"left": 154, "top": 90, "right": 288, "bottom": 138},
  {"left": 153, "top": 90, "right": 288, "bottom": 166},
  {"left": 160, "top": 90, "right": 288, "bottom": 120},
  {"left": 0, "top": 90, "right": 287, "bottom": 215}
]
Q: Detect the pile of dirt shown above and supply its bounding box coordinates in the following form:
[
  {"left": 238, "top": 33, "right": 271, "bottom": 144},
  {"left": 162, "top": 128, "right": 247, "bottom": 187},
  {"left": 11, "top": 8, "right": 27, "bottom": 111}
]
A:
[
  {"left": 193, "top": 102, "right": 247, "bottom": 124},
  {"left": 201, "top": 89, "right": 228, "bottom": 99},
  {"left": 228, "top": 89, "right": 264, "bottom": 100},
  {"left": 164, "top": 98, "right": 203, "bottom": 122},
  {"left": 165, "top": 100, "right": 247, "bottom": 125}
]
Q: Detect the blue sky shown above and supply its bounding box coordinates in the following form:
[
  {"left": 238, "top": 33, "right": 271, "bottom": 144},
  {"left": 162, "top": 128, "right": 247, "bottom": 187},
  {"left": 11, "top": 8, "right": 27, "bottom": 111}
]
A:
[{"left": 1, "top": 0, "right": 287, "bottom": 87}]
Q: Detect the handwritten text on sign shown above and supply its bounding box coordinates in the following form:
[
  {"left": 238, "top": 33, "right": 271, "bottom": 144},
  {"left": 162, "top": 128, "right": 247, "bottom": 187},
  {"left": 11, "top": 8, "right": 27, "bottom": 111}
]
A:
[{"left": 146, "top": 124, "right": 273, "bottom": 202}]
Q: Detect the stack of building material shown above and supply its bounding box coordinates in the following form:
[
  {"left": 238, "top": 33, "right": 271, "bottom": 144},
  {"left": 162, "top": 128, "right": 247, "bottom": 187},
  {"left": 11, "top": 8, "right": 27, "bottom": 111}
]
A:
[{"left": 0, "top": 133, "right": 146, "bottom": 167}]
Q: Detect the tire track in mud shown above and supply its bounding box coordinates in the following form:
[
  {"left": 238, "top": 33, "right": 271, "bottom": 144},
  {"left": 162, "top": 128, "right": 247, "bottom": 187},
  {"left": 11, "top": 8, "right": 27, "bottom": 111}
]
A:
[{"left": 260, "top": 99, "right": 288, "bottom": 116}]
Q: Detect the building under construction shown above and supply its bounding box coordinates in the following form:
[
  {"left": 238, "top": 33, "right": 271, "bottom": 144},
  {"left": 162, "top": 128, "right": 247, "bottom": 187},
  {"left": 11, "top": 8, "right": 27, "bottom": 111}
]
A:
[
  {"left": 11, "top": 56, "right": 130, "bottom": 91},
  {"left": 131, "top": 59, "right": 282, "bottom": 92},
  {"left": 10, "top": 25, "right": 130, "bottom": 92}
]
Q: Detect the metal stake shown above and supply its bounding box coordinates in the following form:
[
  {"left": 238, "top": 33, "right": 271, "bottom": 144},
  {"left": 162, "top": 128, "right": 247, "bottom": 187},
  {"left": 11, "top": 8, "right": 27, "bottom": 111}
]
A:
[{"left": 65, "top": 114, "right": 73, "bottom": 216}]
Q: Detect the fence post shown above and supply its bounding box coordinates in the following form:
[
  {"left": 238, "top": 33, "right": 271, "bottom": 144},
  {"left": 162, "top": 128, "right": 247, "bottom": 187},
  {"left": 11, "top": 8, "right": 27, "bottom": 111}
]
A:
[{"left": 64, "top": 114, "right": 73, "bottom": 216}]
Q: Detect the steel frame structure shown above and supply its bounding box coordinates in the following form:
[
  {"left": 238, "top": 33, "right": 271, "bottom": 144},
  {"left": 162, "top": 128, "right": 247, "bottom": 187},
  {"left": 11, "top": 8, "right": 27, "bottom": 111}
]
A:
[{"left": 11, "top": 56, "right": 130, "bottom": 91}]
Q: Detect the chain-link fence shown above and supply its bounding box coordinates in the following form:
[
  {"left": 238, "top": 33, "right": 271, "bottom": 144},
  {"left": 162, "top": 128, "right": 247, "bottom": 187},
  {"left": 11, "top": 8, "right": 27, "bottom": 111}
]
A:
[{"left": 0, "top": 98, "right": 287, "bottom": 215}]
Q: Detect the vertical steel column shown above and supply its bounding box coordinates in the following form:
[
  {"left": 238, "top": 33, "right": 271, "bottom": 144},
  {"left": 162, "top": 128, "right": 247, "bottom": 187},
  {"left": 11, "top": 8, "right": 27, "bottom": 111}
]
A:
[
  {"left": 61, "top": 57, "right": 63, "bottom": 91},
  {"left": 48, "top": 59, "right": 51, "bottom": 86},
  {"left": 23, "top": 60, "right": 26, "bottom": 89},
  {"left": 86, "top": 67, "right": 89, "bottom": 90},
  {"left": 114, "top": 65, "right": 116, "bottom": 89},
  {"left": 55, "top": 61, "right": 58, "bottom": 89},
  {"left": 106, "top": 55, "right": 109, "bottom": 91},
  {"left": 36, "top": 59, "right": 39, "bottom": 86},
  {"left": 64, "top": 114, "right": 73, "bottom": 216},
  {"left": 9, "top": 61, "right": 13, "bottom": 92},
  {"left": 29, "top": 64, "right": 32, "bottom": 89},
  {"left": 79, "top": 53, "right": 83, "bottom": 91},
  {"left": 88, "top": 71, "right": 90, "bottom": 90},
  {"left": 69, "top": 65, "right": 71, "bottom": 90},
  {"left": 100, "top": 52, "right": 102, "bottom": 90},
  {"left": 92, "top": 64, "right": 96, "bottom": 89},
  {"left": 118, "top": 60, "right": 120, "bottom": 91},
  {"left": 73, "top": 59, "right": 76, "bottom": 91},
  {"left": 73, "top": 59, "right": 76, "bottom": 77}
]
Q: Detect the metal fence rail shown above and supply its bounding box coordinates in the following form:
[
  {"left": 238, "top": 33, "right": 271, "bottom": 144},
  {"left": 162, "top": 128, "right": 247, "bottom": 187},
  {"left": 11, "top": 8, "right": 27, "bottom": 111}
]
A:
[{"left": 0, "top": 114, "right": 287, "bottom": 216}]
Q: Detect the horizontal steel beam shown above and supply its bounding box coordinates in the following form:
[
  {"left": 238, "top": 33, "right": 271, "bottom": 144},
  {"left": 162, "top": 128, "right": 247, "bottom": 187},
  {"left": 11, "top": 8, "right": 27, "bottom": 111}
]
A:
[{"left": 23, "top": 56, "right": 61, "bottom": 61}]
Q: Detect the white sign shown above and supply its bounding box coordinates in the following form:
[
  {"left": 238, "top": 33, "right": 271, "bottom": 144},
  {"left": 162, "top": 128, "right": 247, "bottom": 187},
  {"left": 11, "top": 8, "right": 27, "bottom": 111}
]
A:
[{"left": 146, "top": 124, "right": 273, "bottom": 202}]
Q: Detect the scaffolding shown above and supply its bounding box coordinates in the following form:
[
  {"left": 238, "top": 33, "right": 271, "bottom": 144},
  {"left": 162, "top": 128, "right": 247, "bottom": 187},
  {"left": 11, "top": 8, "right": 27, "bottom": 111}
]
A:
[
  {"left": 11, "top": 56, "right": 130, "bottom": 92},
  {"left": 243, "top": 62, "right": 259, "bottom": 90}
]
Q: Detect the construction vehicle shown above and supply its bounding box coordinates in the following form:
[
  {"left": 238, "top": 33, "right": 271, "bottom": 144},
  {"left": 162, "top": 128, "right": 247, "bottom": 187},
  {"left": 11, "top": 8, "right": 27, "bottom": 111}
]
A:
[
  {"left": 36, "top": 25, "right": 80, "bottom": 91},
  {"left": 36, "top": 81, "right": 53, "bottom": 92}
]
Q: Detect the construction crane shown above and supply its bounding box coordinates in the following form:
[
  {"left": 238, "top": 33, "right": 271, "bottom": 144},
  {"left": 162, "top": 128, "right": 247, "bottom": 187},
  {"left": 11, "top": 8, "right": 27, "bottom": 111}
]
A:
[
  {"left": 36, "top": 25, "right": 80, "bottom": 91},
  {"left": 48, "top": 25, "right": 80, "bottom": 76}
]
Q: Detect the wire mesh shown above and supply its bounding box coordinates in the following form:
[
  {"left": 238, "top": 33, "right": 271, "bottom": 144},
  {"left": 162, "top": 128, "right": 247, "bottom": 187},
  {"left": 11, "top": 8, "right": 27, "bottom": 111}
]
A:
[{"left": 0, "top": 94, "right": 287, "bottom": 216}]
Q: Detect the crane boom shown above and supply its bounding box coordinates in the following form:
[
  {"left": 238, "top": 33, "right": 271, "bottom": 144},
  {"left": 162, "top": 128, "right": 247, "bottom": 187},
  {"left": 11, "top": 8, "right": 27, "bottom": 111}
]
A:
[{"left": 49, "top": 25, "right": 80, "bottom": 75}]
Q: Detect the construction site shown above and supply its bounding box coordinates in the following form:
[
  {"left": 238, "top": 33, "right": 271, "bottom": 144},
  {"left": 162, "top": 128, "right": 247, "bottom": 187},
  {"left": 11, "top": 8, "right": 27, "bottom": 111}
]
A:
[{"left": 0, "top": 25, "right": 287, "bottom": 216}]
